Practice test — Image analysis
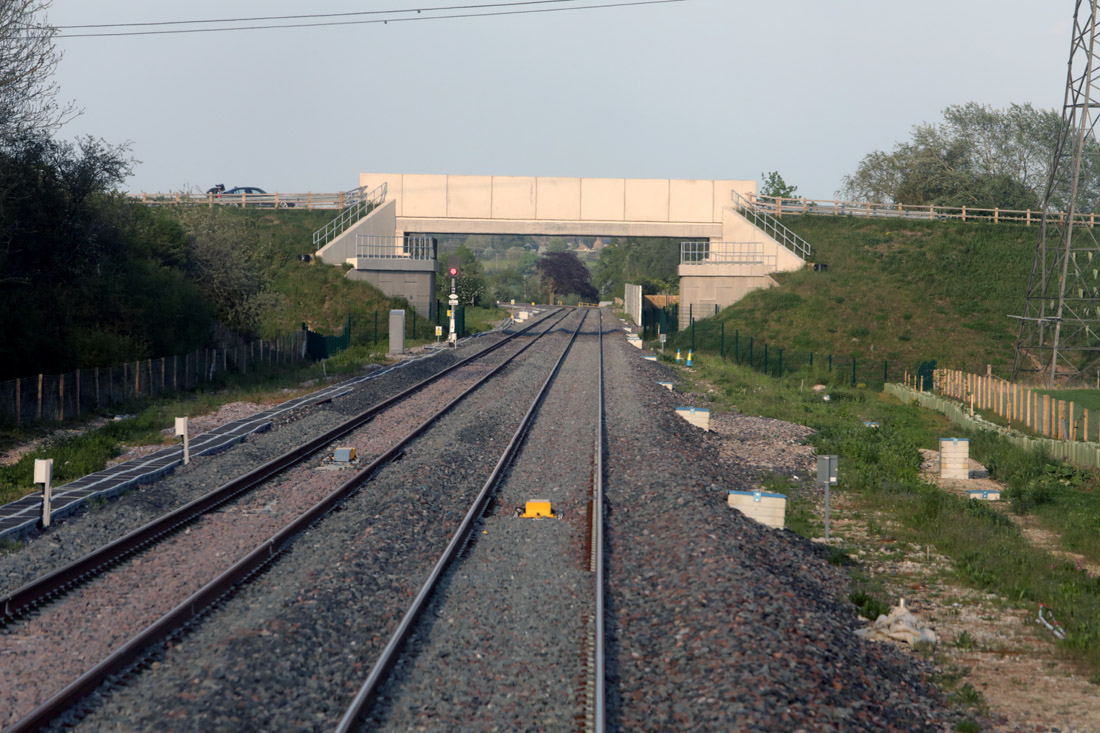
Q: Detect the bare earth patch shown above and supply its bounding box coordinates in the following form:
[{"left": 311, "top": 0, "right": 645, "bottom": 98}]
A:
[{"left": 827, "top": 451, "right": 1100, "bottom": 732}]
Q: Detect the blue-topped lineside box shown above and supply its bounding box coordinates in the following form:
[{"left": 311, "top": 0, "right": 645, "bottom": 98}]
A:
[{"left": 728, "top": 490, "right": 786, "bottom": 528}]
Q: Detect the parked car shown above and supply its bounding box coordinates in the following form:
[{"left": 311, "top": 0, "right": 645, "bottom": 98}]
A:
[{"left": 216, "top": 186, "right": 295, "bottom": 208}]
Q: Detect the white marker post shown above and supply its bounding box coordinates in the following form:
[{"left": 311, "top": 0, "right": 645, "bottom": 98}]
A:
[
  {"left": 817, "top": 454, "right": 838, "bottom": 541},
  {"left": 35, "top": 458, "right": 54, "bottom": 529},
  {"left": 175, "top": 416, "right": 190, "bottom": 465}
]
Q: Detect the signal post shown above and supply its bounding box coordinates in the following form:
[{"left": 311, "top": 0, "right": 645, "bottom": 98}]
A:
[{"left": 447, "top": 255, "right": 459, "bottom": 348}]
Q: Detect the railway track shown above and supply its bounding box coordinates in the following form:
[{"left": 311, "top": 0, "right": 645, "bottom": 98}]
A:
[
  {"left": 1, "top": 307, "right": 577, "bottom": 731},
  {"left": 1, "top": 307, "right": 968, "bottom": 731},
  {"left": 338, "top": 308, "right": 606, "bottom": 731}
]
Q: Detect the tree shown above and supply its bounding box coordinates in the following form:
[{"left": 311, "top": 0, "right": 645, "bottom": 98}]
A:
[
  {"left": 437, "top": 244, "right": 485, "bottom": 306},
  {"left": 838, "top": 102, "right": 1100, "bottom": 211},
  {"left": 176, "top": 207, "right": 275, "bottom": 336},
  {"left": 0, "top": 0, "right": 75, "bottom": 139},
  {"left": 592, "top": 238, "right": 678, "bottom": 298},
  {"left": 0, "top": 132, "right": 213, "bottom": 377},
  {"left": 760, "top": 171, "right": 798, "bottom": 199},
  {"left": 536, "top": 251, "right": 598, "bottom": 302}
]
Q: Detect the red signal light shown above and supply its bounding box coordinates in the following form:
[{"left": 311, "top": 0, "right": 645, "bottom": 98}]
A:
[{"left": 448, "top": 266, "right": 459, "bottom": 277}]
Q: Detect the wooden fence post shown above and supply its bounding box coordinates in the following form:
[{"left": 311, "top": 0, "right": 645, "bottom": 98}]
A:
[
  {"left": 58, "top": 374, "right": 64, "bottom": 421},
  {"left": 37, "top": 374, "right": 42, "bottom": 420}
]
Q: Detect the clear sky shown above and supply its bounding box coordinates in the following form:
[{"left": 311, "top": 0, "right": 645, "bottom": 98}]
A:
[{"left": 46, "top": 0, "right": 1072, "bottom": 198}]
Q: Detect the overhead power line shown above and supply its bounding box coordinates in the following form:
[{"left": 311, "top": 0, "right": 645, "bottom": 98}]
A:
[
  {"left": 51, "top": 0, "right": 584, "bottom": 29},
  {"left": 50, "top": 0, "right": 686, "bottom": 39}
]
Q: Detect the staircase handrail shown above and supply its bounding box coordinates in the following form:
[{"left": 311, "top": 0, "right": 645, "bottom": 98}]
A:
[
  {"left": 312, "top": 181, "right": 388, "bottom": 250},
  {"left": 732, "top": 190, "right": 813, "bottom": 261}
]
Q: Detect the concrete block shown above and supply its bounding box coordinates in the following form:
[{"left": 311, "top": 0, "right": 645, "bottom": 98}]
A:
[
  {"left": 939, "top": 438, "right": 969, "bottom": 480},
  {"left": 675, "top": 406, "right": 710, "bottom": 431},
  {"left": 389, "top": 310, "right": 405, "bottom": 355},
  {"left": 728, "top": 490, "right": 786, "bottom": 529},
  {"left": 642, "top": 355, "right": 657, "bottom": 361},
  {"left": 968, "top": 489, "right": 1001, "bottom": 501},
  {"left": 657, "top": 381, "right": 673, "bottom": 391}
]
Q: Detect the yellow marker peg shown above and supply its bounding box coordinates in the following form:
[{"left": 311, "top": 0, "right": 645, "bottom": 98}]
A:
[{"left": 520, "top": 500, "right": 555, "bottom": 518}]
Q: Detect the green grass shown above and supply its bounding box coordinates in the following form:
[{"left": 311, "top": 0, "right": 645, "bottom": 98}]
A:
[
  {"left": 685, "top": 356, "right": 1100, "bottom": 676},
  {"left": 669, "top": 216, "right": 1037, "bottom": 382},
  {"left": 0, "top": 304, "right": 509, "bottom": 506},
  {"left": 1037, "top": 388, "right": 1100, "bottom": 411}
]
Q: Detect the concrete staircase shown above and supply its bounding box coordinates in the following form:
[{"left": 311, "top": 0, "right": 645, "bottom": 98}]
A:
[
  {"left": 312, "top": 182, "right": 388, "bottom": 260},
  {"left": 731, "top": 190, "right": 813, "bottom": 261}
]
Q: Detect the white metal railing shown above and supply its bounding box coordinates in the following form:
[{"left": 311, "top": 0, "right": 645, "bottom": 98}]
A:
[
  {"left": 312, "top": 182, "right": 389, "bottom": 250},
  {"left": 732, "top": 191, "right": 813, "bottom": 261},
  {"left": 355, "top": 234, "right": 436, "bottom": 261},
  {"left": 751, "top": 194, "right": 1081, "bottom": 227},
  {"left": 128, "top": 190, "right": 361, "bottom": 209},
  {"left": 680, "top": 241, "right": 777, "bottom": 267}
]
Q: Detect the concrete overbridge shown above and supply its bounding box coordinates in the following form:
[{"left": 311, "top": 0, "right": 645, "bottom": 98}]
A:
[{"left": 314, "top": 173, "right": 812, "bottom": 326}]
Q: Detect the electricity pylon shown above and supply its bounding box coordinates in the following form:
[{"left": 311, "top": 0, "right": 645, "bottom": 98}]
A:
[{"left": 1012, "top": 0, "right": 1100, "bottom": 386}]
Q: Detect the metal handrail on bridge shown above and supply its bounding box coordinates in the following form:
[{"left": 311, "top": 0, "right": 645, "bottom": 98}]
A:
[
  {"left": 312, "top": 182, "right": 388, "bottom": 251},
  {"left": 732, "top": 191, "right": 813, "bottom": 261},
  {"left": 354, "top": 234, "right": 436, "bottom": 260},
  {"left": 680, "top": 240, "right": 776, "bottom": 267}
]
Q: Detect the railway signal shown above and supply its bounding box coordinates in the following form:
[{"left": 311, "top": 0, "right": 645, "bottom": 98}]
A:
[{"left": 447, "top": 255, "right": 459, "bottom": 348}]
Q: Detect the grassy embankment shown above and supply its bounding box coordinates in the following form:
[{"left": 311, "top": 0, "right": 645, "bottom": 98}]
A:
[
  {"left": 676, "top": 352, "right": 1100, "bottom": 682},
  {"left": 0, "top": 208, "right": 507, "bottom": 508},
  {"left": 659, "top": 214, "right": 1100, "bottom": 687},
  {"left": 670, "top": 217, "right": 1037, "bottom": 382}
]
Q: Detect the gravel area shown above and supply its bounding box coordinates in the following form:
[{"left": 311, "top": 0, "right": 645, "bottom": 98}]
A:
[
  {"left": 1, "top": 316, "right": 568, "bottom": 728},
  {"left": 0, "top": 329, "right": 516, "bottom": 599},
  {"left": 601, "top": 319, "right": 959, "bottom": 730},
  {"left": 3, "top": 307, "right": 963, "bottom": 730},
  {"left": 364, "top": 309, "right": 603, "bottom": 730},
  {"left": 60, "top": 310, "right": 585, "bottom": 731}
]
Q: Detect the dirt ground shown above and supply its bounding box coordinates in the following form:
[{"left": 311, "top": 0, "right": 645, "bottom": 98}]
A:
[{"left": 819, "top": 450, "right": 1100, "bottom": 732}]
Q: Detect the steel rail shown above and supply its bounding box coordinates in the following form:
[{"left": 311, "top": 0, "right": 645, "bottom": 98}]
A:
[
  {"left": 0, "top": 310, "right": 559, "bottom": 624},
  {"left": 594, "top": 308, "right": 606, "bottom": 733},
  {"left": 335, "top": 308, "right": 591, "bottom": 732},
  {"left": 6, "top": 308, "right": 575, "bottom": 733}
]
